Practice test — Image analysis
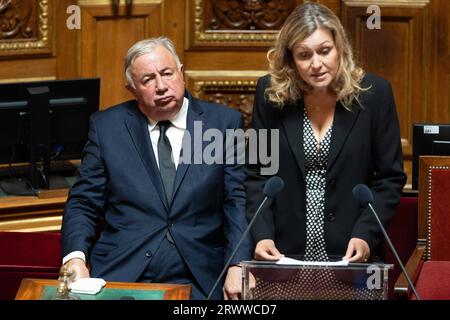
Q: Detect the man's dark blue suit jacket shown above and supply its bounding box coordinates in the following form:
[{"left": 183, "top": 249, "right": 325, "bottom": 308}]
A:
[{"left": 61, "top": 91, "right": 252, "bottom": 297}]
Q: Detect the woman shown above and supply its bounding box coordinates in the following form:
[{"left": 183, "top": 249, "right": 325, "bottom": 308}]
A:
[{"left": 245, "top": 2, "right": 406, "bottom": 263}]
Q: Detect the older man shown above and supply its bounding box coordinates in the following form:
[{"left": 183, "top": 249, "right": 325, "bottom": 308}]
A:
[{"left": 61, "top": 37, "right": 251, "bottom": 300}]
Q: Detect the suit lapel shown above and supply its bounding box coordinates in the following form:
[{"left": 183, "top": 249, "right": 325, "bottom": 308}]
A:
[
  {"left": 124, "top": 105, "right": 168, "bottom": 211},
  {"left": 281, "top": 102, "right": 306, "bottom": 177},
  {"left": 171, "top": 94, "right": 204, "bottom": 202},
  {"left": 327, "top": 102, "right": 360, "bottom": 170}
]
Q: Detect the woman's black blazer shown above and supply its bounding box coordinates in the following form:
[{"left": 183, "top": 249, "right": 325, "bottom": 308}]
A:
[{"left": 245, "top": 73, "right": 407, "bottom": 258}]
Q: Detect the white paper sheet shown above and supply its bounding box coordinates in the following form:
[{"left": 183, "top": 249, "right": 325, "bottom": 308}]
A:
[
  {"left": 275, "top": 256, "right": 349, "bottom": 266},
  {"left": 69, "top": 278, "right": 106, "bottom": 295}
]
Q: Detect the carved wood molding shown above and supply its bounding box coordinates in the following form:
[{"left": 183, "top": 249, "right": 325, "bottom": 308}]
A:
[
  {"left": 197, "top": 80, "right": 257, "bottom": 129},
  {"left": 185, "top": 70, "right": 265, "bottom": 128},
  {"left": 343, "top": 0, "right": 429, "bottom": 7},
  {"left": 78, "top": 0, "right": 161, "bottom": 4},
  {"left": 0, "top": 0, "right": 33, "bottom": 40},
  {"left": 187, "top": 0, "right": 293, "bottom": 49},
  {"left": 208, "top": 0, "right": 292, "bottom": 31},
  {"left": 0, "top": 0, "right": 52, "bottom": 57},
  {"left": 0, "top": 76, "right": 55, "bottom": 84}
]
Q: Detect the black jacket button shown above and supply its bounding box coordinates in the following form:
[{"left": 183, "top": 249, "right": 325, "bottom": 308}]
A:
[
  {"left": 145, "top": 251, "right": 153, "bottom": 258},
  {"left": 327, "top": 212, "right": 336, "bottom": 222}
]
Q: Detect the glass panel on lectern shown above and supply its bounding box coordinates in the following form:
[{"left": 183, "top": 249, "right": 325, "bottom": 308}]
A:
[{"left": 241, "top": 259, "right": 393, "bottom": 300}]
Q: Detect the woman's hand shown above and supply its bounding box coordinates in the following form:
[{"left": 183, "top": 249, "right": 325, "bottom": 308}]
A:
[
  {"left": 254, "top": 239, "right": 284, "bottom": 261},
  {"left": 342, "top": 238, "right": 370, "bottom": 262}
]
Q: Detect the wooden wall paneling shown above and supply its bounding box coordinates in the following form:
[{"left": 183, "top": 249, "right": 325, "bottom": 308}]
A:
[
  {"left": 185, "top": 70, "right": 266, "bottom": 128},
  {"left": 78, "top": 0, "right": 165, "bottom": 110},
  {"left": 0, "top": 60, "right": 56, "bottom": 82},
  {"left": 1, "top": 0, "right": 447, "bottom": 231},
  {"left": 343, "top": 0, "right": 431, "bottom": 188},
  {"left": 184, "top": 51, "right": 269, "bottom": 71},
  {"left": 429, "top": 0, "right": 450, "bottom": 123},
  {"left": 160, "top": 0, "right": 186, "bottom": 64},
  {"left": 184, "top": 0, "right": 303, "bottom": 128},
  {"left": 316, "top": 0, "right": 341, "bottom": 16},
  {"left": 55, "top": 0, "right": 78, "bottom": 79},
  {"left": 447, "top": 0, "right": 450, "bottom": 122}
]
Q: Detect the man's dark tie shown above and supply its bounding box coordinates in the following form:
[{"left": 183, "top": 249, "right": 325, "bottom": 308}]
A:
[{"left": 157, "top": 120, "right": 176, "bottom": 205}]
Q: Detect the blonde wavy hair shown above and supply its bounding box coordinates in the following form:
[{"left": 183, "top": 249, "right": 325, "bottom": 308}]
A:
[{"left": 266, "top": 2, "right": 368, "bottom": 110}]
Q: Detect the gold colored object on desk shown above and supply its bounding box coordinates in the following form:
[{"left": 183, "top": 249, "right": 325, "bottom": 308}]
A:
[{"left": 53, "top": 264, "right": 79, "bottom": 300}]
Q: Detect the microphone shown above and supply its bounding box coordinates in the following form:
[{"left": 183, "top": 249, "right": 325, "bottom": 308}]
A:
[
  {"left": 206, "top": 176, "right": 285, "bottom": 300},
  {"left": 352, "top": 184, "right": 420, "bottom": 300}
]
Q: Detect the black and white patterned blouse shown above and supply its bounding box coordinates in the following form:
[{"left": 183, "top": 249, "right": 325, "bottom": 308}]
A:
[{"left": 303, "top": 109, "right": 333, "bottom": 262}]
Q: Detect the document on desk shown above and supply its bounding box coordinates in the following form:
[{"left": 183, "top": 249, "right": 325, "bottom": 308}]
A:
[{"left": 276, "top": 257, "right": 349, "bottom": 266}]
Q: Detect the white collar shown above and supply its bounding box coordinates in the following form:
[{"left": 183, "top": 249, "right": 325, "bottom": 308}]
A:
[{"left": 147, "top": 97, "right": 189, "bottom": 131}]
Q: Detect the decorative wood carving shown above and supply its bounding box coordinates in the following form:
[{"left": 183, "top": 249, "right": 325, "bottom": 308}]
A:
[
  {"left": 187, "top": 0, "right": 291, "bottom": 48},
  {"left": 0, "top": 0, "right": 52, "bottom": 56},
  {"left": 200, "top": 82, "right": 256, "bottom": 129},
  {"left": 0, "top": 0, "right": 34, "bottom": 40},
  {"left": 207, "top": 0, "right": 293, "bottom": 31},
  {"left": 185, "top": 71, "right": 266, "bottom": 128}
]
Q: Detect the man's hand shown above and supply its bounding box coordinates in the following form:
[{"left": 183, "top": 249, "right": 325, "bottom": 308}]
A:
[
  {"left": 254, "top": 239, "right": 283, "bottom": 261},
  {"left": 223, "top": 266, "right": 243, "bottom": 300},
  {"left": 342, "top": 238, "right": 371, "bottom": 262},
  {"left": 63, "top": 258, "right": 90, "bottom": 281}
]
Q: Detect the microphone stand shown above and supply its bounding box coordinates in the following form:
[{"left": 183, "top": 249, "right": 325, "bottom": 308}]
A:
[
  {"left": 368, "top": 203, "right": 421, "bottom": 300},
  {"left": 207, "top": 196, "right": 269, "bottom": 300}
]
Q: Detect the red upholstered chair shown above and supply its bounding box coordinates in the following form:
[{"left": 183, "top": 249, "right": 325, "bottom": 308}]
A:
[
  {"left": 0, "top": 231, "right": 61, "bottom": 300},
  {"left": 395, "top": 156, "right": 450, "bottom": 300}
]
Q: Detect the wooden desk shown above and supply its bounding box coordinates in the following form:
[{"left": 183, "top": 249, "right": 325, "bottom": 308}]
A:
[
  {"left": 0, "top": 161, "right": 78, "bottom": 232},
  {"left": 0, "top": 192, "right": 67, "bottom": 232},
  {"left": 16, "top": 278, "right": 191, "bottom": 300}
]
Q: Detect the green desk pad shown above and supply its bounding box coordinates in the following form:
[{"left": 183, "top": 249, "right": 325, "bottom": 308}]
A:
[{"left": 42, "top": 285, "right": 165, "bottom": 300}]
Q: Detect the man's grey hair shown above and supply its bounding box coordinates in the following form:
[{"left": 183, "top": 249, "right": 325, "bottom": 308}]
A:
[{"left": 124, "top": 36, "right": 182, "bottom": 89}]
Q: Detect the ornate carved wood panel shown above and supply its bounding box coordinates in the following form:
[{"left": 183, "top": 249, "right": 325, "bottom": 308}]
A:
[
  {"left": 186, "top": 0, "right": 300, "bottom": 49},
  {"left": 206, "top": 0, "right": 292, "bottom": 31},
  {"left": 185, "top": 70, "right": 266, "bottom": 128},
  {"left": 0, "top": 0, "right": 53, "bottom": 57}
]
